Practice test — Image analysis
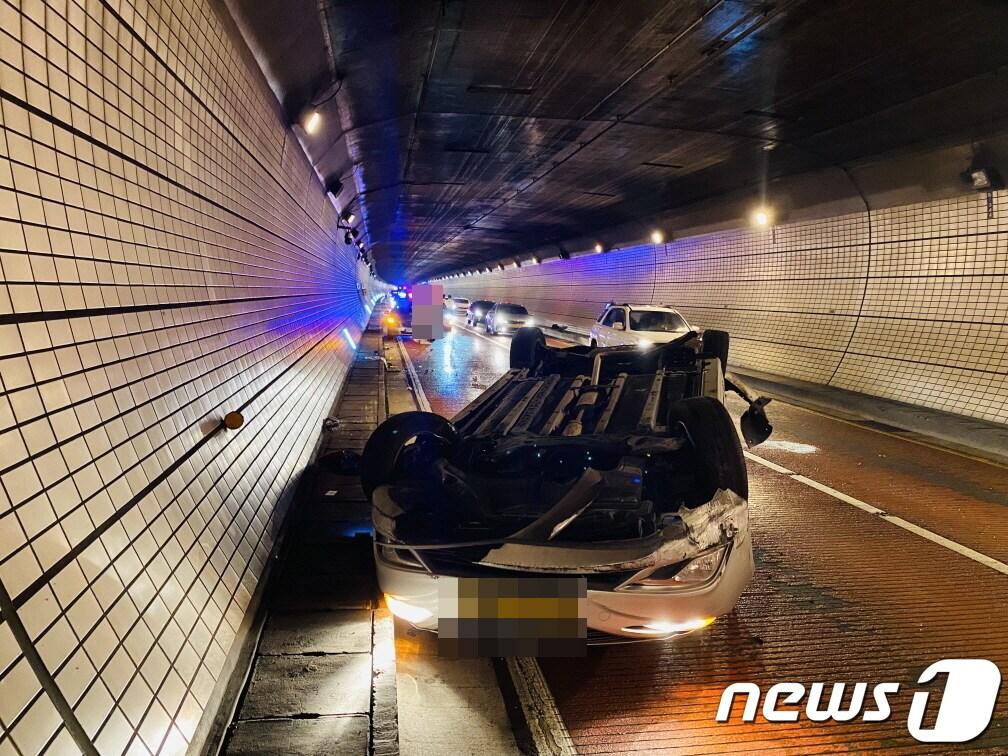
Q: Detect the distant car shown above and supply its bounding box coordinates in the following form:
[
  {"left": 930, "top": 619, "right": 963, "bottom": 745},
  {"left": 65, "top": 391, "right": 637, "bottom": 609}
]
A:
[
  {"left": 590, "top": 303, "right": 691, "bottom": 348},
  {"left": 384, "top": 290, "right": 413, "bottom": 337},
  {"left": 485, "top": 303, "right": 532, "bottom": 335},
  {"left": 446, "top": 297, "right": 470, "bottom": 315},
  {"left": 465, "top": 300, "right": 495, "bottom": 326}
]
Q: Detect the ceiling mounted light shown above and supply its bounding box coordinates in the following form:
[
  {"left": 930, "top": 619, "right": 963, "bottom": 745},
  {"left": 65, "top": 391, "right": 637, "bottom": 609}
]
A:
[
  {"left": 303, "top": 110, "right": 321, "bottom": 134},
  {"left": 350, "top": 228, "right": 360, "bottom": 239},
  {"left": 530, "top": 256, "right": 540, "bottom": 265},
  {"left": 650, "top": 230, "right": 664, "bottom": 244},
  {"left": 594, "top": 243, "right": 604, "bottom": 254},
  {"left": 341, "top": 208, "right": 356, "bottom": 224},
  {"left": 962, "top": 165, "right": 1004, "bottom": 192},
  {"left": 751, "top": 207, "right": 773, "bottom": 228},
  {"left": 344, "top": 231, "right": 353, "bottom": 245}
]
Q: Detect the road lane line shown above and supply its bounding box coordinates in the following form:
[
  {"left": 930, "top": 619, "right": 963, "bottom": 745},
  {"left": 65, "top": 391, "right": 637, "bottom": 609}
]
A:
[
  {"left": 743, "top": 451, "right": 794, "bottom": 475},
  {"left": 506, "top": 657, "right": 578, "bottom": 756},
  {"left": 395, "top": 337, "right": 432, "bottom": 412},
  {"left": 747, "top": 452, "right": 1008, "bottom": 576},
  {"left": 397, "top": 332, "right": 576, "bottom": 754}
]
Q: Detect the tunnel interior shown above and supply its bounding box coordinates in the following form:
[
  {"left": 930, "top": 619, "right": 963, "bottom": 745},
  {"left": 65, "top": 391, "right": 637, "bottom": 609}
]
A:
[{"left": 1, "top": 1, "right": 1007, "bottom": 755}]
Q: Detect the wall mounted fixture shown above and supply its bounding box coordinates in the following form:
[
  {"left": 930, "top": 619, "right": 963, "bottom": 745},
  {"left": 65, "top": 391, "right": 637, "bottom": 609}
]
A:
[{"left": 224, "top": 411, "right": 245, "bottom": 430}]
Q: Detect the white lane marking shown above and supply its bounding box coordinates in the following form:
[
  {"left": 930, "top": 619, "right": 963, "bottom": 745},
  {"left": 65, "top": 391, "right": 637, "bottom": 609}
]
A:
[
  {"left": 746, "top": 451, "right": 1008, "bottom": 576},
  {"left": 743, "top": 451, "right": 794, "bottom": 475},
  {"left": 507, "top": 657, "right": 578, "bottom": 756},
  {"left": 790, "top": 474, "right": 886, "bottom": 516},
  {"left": 397, "top": 332, "right": 576, "bottom": 752},
  {"left": 459, "top": 320, "right": 509, "bottom": 350},
  {"left": 395, "top": 338, "right": 432, "bottom": 412}
]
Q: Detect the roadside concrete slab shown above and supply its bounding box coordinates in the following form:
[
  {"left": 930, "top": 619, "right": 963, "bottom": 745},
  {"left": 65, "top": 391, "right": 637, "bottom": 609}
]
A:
[
  {"left": 238, "top": 650, "right": 372, "bottom": 719},
  {"left": 259, "top": 610, "right": 373, "bottom": 655},
  {"left": 395, "top": 624, "right": 519, "bottom": 756},
  {"left": 225, "top": 715, "right": 368, "bottom": 756}
]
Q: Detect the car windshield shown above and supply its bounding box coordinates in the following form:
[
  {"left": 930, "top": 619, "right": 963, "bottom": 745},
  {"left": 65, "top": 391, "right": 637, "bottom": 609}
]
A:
[
  {"left": 629, "top": 309, "right": 687, "bottom": 332},
  {"left": 497, "top": 304, "right": 528, "bottom": 315}
]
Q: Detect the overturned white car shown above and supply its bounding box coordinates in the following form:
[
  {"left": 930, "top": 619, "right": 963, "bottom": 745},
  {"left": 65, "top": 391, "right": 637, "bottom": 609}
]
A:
[{"left": 362, "top": 327, "right": 772, "bottom": 643}]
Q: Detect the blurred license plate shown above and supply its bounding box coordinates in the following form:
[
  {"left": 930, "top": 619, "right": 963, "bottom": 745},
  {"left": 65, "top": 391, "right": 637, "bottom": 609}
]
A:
[{"left": 438, "top": 577, "right": 587, "bottom": 657}]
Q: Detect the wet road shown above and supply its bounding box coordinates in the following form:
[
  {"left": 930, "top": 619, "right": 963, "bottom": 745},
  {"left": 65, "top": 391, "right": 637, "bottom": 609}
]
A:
[{"left": 401, "top": 318, "right": 1008, "bottom": 754}]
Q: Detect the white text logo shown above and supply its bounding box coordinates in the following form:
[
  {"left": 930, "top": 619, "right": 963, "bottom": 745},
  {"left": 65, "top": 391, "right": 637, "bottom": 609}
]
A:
[{"left": 716, "top": 658, "right": 1001, "bottom": 743}]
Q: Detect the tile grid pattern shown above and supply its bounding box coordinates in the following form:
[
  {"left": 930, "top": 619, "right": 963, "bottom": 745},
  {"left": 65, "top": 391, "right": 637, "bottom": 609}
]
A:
[
  {"left": 447, "top": 191, "right": 1007, "bottom": 423},
  {"left": 1, "top": 0, "right": 370, "bottom": 754}
]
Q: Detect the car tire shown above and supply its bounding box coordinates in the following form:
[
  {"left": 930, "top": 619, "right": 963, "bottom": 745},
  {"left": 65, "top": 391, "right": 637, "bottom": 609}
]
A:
[
  {"left": 360, "top": 411, "right": 458, "bottom": 499},
  {"left": 510, "top": 327, "right": 546, "bottom": 369},
  {"left": 702, "top": 329, "right": 730, "bottom": 372},
  {"left": 666, "top": 397, "right": 747, "bottom": 501}
]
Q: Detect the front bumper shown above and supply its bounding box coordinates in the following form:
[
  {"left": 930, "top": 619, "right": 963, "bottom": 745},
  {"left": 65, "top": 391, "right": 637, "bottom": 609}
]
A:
[{"left": 375, "top": 526, "right": 753, "bottom": 642}]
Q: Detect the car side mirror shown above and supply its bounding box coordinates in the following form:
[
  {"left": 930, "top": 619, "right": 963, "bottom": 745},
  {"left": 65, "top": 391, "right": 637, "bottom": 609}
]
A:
[
  {"left": 740, "top": 397, "right": 773, "bottom": 448},
  {"left": 612, "top": 322, "right": 625, "bottom": 331}
]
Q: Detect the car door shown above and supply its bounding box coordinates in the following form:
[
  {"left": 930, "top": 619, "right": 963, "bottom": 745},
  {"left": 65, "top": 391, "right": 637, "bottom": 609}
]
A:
[
  {"left": 595, "top": 307, "right": 622, "bottom": 346},
  {"left": 591, "top": 308, "right": 607, "bottom": 345},
  {"left": 606, "top": 307, "right": 629, "bottom": 345}
]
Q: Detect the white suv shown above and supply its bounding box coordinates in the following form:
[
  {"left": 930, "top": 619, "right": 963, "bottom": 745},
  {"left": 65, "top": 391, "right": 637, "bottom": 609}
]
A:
[{"left": 590, "top": 303, "right": 691, "bottom": 347}]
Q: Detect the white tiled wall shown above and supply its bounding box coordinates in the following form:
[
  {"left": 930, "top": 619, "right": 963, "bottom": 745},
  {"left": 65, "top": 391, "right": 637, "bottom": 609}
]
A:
[
  {"left": 447, "top": 191, "right": 1008, "bottom": 424},
  {"left": 1, "top": 0, "right": 368, "bottom": 754}
]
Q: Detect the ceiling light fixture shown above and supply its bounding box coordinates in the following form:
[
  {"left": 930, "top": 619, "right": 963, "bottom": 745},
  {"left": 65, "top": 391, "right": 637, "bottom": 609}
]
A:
[
  {"left": 962, "top": 164, "right": 1004, "bottom": 192},
  {"left": 751, "top": 207, "right": 773, "bottom": 228},
  {"left": 344, "top": 231, "right": 353, "bottom": 245},
  {"left": 594, "top": 243, "right": 604, "bottom": 254},
  {"left": 303, "top": 111, "right": 321, "bottom": 134},
  {"left": 650, "top": 230, "right": 664, "bottom": 244},
  {"left": 341, "top": 209, "right": 356, "bottom": 224}
]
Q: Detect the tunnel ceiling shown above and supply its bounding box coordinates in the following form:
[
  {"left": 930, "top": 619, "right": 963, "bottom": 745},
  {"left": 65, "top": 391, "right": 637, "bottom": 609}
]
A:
[{"left": 231, "top": 0, "right": 1008, "bottom": 283}]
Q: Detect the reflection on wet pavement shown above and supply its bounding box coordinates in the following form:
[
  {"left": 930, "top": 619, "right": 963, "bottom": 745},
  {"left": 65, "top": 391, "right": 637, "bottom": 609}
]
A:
[{"left": 402, "top": 320, "right": 512, "bottom": 419}]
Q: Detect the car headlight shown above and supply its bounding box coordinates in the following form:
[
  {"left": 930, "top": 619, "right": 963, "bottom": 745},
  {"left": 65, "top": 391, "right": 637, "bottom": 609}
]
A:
[
  {"left": 472, "top": 309, "right": 483, "bottom": 318},
  {"left": 525, "top": 317, "right": 534, "bottom": 326},
  {"left": 637, "top": 339, "right": 654, "bottom": 349},
  {"left": 619, "top": 544, "right": 728, "bottom": 591},
  {"left": 495, "top": 315, "right": 506, "bottom": 324},
  {"left": 385, "top": 595, "right": 433, "bottom": 623}
]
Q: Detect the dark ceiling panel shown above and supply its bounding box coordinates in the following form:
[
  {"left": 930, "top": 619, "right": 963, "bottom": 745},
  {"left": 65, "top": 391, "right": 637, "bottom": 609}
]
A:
[{"left": 232, "top": 0, "right": 1008, "bottom": 282}]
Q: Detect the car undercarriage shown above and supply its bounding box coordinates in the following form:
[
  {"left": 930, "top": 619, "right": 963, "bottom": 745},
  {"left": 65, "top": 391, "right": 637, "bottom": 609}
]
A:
[{"left": 364, "top": 328, "right": 772, "bottom": 596}]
